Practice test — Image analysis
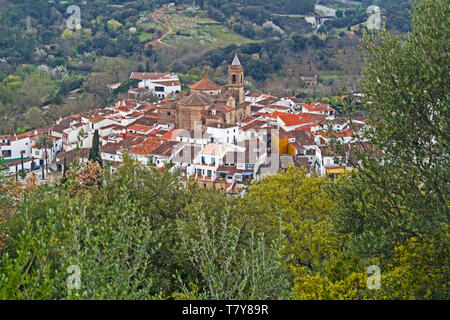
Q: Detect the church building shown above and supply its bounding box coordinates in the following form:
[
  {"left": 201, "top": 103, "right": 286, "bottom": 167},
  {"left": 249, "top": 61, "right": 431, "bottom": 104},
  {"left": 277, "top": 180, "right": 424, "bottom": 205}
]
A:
[{"left": 158, "top": 54, "right": 251, "bottom": 131}]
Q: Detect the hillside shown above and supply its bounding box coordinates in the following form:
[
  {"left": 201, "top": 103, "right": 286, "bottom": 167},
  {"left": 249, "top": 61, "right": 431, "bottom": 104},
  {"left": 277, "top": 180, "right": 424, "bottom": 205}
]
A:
[{"left": 0, "top": 0, "right": 412, "bottom": 135}]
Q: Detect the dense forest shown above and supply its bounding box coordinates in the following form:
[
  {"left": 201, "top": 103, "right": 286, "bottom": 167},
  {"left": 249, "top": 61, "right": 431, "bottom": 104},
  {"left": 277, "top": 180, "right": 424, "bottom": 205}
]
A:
[{"left": 0, "top": 0, "right": 448, "bottom": 300}]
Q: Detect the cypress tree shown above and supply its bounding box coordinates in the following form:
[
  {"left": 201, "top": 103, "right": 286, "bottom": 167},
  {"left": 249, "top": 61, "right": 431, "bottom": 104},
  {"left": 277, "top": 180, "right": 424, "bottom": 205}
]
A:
[
  {"left": 89, "top": 129, "right": 102, "bottom": 168},
  {"left": 61, "top": 153, "right": 68, "bottom": 184}
]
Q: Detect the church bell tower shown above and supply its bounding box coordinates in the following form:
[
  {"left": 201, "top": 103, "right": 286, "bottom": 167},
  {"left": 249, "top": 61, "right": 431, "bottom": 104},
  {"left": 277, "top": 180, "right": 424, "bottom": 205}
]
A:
[{"left": 228, "top": 54, "right": 245, "bottom": 105}]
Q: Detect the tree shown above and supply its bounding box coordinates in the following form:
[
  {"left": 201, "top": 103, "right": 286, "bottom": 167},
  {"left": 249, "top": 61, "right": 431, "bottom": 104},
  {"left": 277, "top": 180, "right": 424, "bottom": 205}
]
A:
[
  {"left": 35, "top": 135, "right": 53, "bottom": 179},
  {"left": 176, "top": 207, "right": 292, "bottom": 299},
  {"left": 25, "top": 107, "right": 44, "bottom": 129},
  {"left": 377, "top": 236, "right": 449, "bottom": 299},
  {"left": 242, "top": 167, "right": 337, "bottom": 273},
  {"left": 107, "top": 19, "right": 122, "bottom": 33},
  {"left": 329, "top": 0, "right": 449, "bottom": 270},
  {"left": 1, "top": 75, "right": 22, "bottom": 90},
  {"left": 83, "top": 72, "right": 109, "bottom": 97},
  {"left": 61, "top": 29, "right": 74, "bottom": 40},
  {"left": 112, "top": 79, "right": 140, "bottom": 96},
  {"left": 88, "top": 129, "right": 102, "bottom": 168},
  {"left": 104, "top": 57, "right": 130, "bottom": 83},
  {"left": 19, "top": 72, "right": 57, "bottom": 107},
  {"left": 61, "top": 153, "right": 68, "bottom": 184}
]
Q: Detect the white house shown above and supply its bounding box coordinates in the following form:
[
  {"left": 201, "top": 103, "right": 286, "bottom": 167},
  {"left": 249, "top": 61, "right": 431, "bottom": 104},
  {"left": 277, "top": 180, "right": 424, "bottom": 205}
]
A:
[
  {"left": 30, "top": 136, "right": 62, "bottom": 166},
  {"left": 189, "top": 143, "right": 229, "bottom": 180},
  {"left": 206, "top": 124, "right": 239, "bottom": 144},
  {"left": 302, "top": 102, "right": 336, "bottom": 117},
  {"left": 245, "top": 92, "right": 268, "bottom": 105},
  {"left": 129, "top": 72, "right": 181, "bottom": 98},
  {"left": 1, "top": 133, "right": 32, "bottom": 160}
]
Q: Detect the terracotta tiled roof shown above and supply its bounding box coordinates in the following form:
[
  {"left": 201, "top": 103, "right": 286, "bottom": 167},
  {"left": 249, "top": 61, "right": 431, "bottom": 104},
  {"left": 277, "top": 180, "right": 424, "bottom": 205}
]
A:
[
  {"left": 150, "top": 141, "right": 178, "bottom": 156},
  {"left": 129, "top": 137, "right": 162, "bottom": 155},
  {"left": 127, "top": 124, "right": 154, "bottom": 133},
  {"left": 258, "top": 97, "right": 280, "bottom": 106},
  {"left": 190, "top": 73, "right": 221, "bottom": 91},
  {"left": 130, "top": 72, "right": 175, "bottom": 80},
  {"left": 10, "top": 132, "right": 33, "bottom": 141},
  {"left": 178, "top": 92, "right": 213, "bottom": 106},
  {"left": 101, "top": 141, "right": 125, "bottom": 154},
  {"left": 290, "top": 130, "right": 315, "bottom": 145},
  {"left": 89, "top": 116, "right": 106, "bottom": 124},
  {"left": 240, "top": 120, "right": 267, "bottom": 131},
  {"left": 278, "top": 114, "right": 312, "bottom": 127},
  {"left": 134, "top": 116, "right": 158, "bottom": 127},
  {"left": 246, "top": 92, "right": 265, "bottom": 98},
  {"left": 302, "top": 102, "right": 335, "bottom": 112}
]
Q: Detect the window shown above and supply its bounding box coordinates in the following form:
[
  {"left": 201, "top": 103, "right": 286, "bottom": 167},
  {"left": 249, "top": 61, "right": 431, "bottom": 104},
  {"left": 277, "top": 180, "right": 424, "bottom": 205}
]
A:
[
  {"left": 201, "top": 156, "right": 205, "bottom": 164},
  {"left": 2, "top": 150, "right": 11, "bottom": 158},
  {"left": 232, "top": 74, "right": 236, "bottom": 84},
  {"left": 167, "top": 112, "right": 171, "bottom": 116},
  {"left": 155, "top": 86, "right": 165, "bottom": 92},
  {"left": 211, "top": 157, "right": 216, "bottom": 165}
]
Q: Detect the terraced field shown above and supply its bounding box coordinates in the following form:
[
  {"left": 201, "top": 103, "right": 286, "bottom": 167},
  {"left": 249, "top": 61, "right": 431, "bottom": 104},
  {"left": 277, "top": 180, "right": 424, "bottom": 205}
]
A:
[{"left": 159, "top": 9, "right": 253, "bottom": 50}]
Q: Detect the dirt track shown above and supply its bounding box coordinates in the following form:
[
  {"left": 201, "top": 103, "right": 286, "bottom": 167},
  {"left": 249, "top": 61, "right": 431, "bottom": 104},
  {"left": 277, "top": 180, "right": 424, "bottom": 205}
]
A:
[{"left": 145, "top": 9, "right": 176, "bottom": 49}]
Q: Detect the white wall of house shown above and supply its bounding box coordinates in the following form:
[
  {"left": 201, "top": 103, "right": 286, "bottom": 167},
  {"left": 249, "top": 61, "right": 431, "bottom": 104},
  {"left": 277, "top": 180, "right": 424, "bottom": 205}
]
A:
[
  {"left": 101, "top": 152, "right": 123, "bottom": 163},
  {"left": 138, "top": 78, "right": 181, "bottom": 98},
  {"left": 90, "top": 119, "right": 116, "bottom": 132},
  {"left": 1, "top": 137, "right": 31, "bottom": 160},
  {"left": 207, "top": 126, "right": 239, "bottom": 144},
  {"left": 129, "top": 153, "right": 150, "bottom": 166},
  {"left": 6, "top": 158, "right": 36, "bottom": 174}
]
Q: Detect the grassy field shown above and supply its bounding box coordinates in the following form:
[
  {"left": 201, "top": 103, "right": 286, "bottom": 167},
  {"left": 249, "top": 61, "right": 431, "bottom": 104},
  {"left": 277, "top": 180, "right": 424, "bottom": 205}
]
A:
[
  {"left": 160, "top": 9, "right": 253, "bottom": 49},
  {"left": 139, "top": 32, "right": 153, "bottom": 42},
  {"left": 136, "top": 20, "right": 164, "bottom": 43}
]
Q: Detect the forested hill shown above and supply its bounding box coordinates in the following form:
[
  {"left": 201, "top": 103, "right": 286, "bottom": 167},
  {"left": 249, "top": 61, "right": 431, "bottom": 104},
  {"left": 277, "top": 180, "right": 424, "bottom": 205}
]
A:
[{"left": 0, "top": 0, "right": 412, "bottom": 134}]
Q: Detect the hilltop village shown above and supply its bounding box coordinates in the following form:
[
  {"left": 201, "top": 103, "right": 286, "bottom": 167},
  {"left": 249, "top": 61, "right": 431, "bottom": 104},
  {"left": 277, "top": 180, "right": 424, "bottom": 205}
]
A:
[{"left": 0, "top": 55, "right": 370, "bottom": 193}]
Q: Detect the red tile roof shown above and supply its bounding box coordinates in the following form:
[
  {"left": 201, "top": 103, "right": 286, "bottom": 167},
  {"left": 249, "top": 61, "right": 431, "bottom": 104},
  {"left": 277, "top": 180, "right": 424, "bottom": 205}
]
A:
[
  {"left": 130, "top": 72, "right": 175, "bottom": 81},
  {"left": 278, "top": 114, "right": 312, "bottom": 127},
  {"left": 302, "top": 102, "right": 335, "bottom": 112},
  {"left": 129, "top": 137, "right": 162, "bottom": 155},
  {"left": 127, "top": 124, "right": 153, "bottom": 133},
  {"left": 189, "top": 73, "right": 221, "bottom": 91}
]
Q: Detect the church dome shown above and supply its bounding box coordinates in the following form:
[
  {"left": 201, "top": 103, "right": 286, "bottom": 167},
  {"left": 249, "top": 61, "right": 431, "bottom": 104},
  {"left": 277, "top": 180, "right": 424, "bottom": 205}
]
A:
[{"left": 178, "top": 92, "right": 214, "bottom": 106}]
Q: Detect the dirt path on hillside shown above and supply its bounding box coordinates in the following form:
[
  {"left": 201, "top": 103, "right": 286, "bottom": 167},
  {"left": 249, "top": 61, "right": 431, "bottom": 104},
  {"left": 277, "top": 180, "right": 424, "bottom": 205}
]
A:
[{"left": 145, "top": 9, "right": 176, "bottom": 49}]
